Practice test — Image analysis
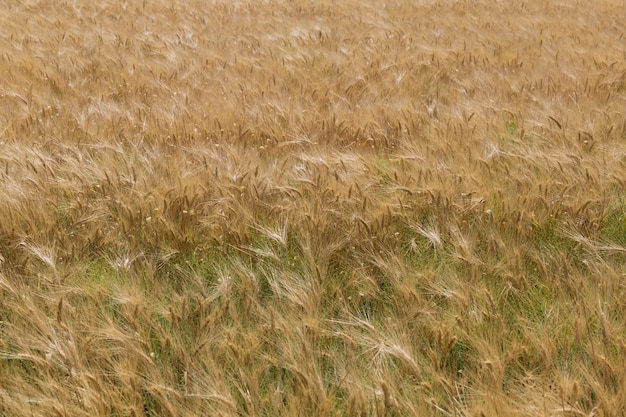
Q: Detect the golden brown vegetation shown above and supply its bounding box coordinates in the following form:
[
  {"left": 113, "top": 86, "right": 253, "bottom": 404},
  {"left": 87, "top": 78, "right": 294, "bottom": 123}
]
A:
[{"left": 1, "top": 0, "right": 626, "bottom": 415}]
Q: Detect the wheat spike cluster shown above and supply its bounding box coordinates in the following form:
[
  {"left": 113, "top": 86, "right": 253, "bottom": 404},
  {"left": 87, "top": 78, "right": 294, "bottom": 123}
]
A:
[{"left": 1, "top": 0, "right": 626, "bottom": 416}]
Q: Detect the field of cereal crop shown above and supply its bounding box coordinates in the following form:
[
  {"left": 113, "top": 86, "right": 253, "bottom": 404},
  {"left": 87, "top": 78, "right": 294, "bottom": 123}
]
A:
[{"left": 1, "top": 1, "right": 626, "bottom": 416}]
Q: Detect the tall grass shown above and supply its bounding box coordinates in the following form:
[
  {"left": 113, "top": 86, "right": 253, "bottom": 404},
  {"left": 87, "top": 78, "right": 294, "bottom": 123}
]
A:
[{"left": 1, "top": 0, "right": 626, "bottom": 415}]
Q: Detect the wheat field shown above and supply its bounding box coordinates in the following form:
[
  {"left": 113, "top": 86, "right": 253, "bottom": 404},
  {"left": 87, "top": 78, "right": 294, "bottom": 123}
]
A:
[{"left": 1, "top": 0, "right": 626, "bottom": 416}]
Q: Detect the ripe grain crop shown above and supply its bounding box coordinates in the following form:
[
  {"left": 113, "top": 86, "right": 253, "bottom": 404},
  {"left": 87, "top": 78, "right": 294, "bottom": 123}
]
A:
[{"left": 1, "top": 0, "right": 626, "bottom": 416}]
